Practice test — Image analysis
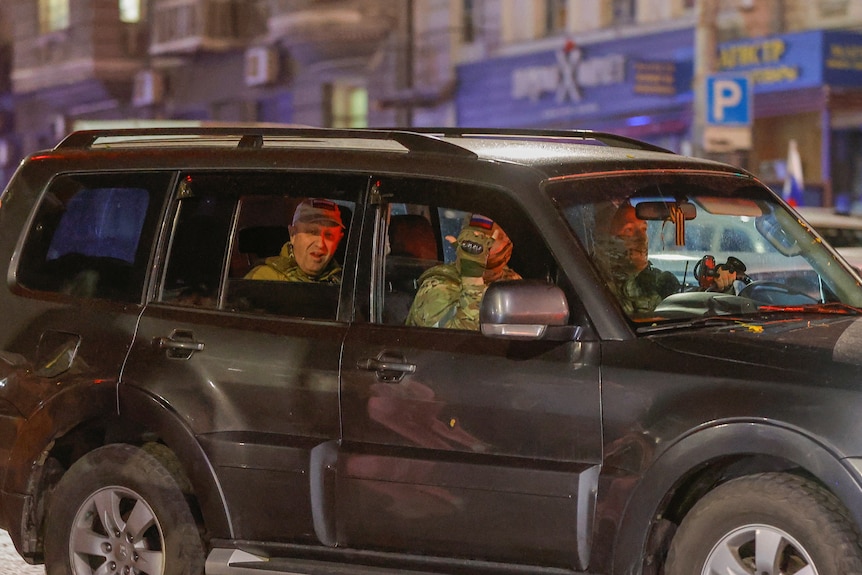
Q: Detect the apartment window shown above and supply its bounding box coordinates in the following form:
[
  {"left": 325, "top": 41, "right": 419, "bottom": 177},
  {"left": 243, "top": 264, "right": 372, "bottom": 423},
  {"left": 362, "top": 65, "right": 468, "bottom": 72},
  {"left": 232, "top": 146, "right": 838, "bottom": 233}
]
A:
[
  {"left": 38, "top": 0, "right": 70, "bottom": 34},
  {"left": 119, "top": 0, "right": 141, "bottom": 23},
  {"left": 327, "top": 84, "right": 368, "bottom": 128},
  {"left": 462, "top": 0, "right": 476, "bottom": 44},
  {"left": 545, "top": 0, "right": 567, "bottom": 35},
  {"left": 819, "top": 0, "right": 849, "bottom": 17},
  {"left": 612, "top": 0, "right": 636, "bottom": 24}
]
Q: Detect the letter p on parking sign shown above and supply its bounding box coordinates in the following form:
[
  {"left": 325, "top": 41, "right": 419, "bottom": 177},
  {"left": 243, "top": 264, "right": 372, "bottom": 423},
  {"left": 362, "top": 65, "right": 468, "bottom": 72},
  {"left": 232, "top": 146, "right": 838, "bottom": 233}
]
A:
[{"left": 707, "top": 76, "right": 751, "bottom": 125}]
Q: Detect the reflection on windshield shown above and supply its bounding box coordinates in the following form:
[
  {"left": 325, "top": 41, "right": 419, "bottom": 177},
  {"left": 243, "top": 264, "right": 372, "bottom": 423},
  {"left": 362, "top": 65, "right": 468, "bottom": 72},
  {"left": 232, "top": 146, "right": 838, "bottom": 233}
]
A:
[{"left": 551, "top": 174, "right": 862, "bottom": 324}]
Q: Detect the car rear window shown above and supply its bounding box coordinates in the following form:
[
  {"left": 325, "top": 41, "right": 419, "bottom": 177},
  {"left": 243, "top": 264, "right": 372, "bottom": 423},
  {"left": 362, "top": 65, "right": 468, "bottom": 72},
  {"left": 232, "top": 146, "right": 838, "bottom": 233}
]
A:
[
  {"left": 16, "top": 172, "right": 171, "bottom": 302},
  {"left": 47, "top": 187, "right": 149, "bottom": 264}
]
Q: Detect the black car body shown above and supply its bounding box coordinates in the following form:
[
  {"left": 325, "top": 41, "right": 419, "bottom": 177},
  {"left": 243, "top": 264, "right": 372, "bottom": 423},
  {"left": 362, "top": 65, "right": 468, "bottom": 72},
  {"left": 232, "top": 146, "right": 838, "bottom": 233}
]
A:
[{"left": 1, "top": 127, "right": 862, "bottom": 575}]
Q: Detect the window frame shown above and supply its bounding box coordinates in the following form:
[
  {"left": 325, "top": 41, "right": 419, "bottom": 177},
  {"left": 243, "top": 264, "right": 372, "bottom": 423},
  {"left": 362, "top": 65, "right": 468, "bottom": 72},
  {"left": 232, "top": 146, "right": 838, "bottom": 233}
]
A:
[
  {"left": 544, "top": 0, "right": 568, "bottom": 36},
  {"left": 119, "top": 0, "right": 142, "bottom": 23},
  {"left": 16, "top": 171, "right": 171, "bottom": 303},
  {"left": 325, "top": 83, "right": 368, "bottom": 129},
  {"left": 156, "top": 171, "right": 367, "bottom": 322},
  {"left": 369, "top": 176, "right": 570, "bottom": 329},
  {"left": 38, "top": 0, "right": 70, "bottom": 34}
]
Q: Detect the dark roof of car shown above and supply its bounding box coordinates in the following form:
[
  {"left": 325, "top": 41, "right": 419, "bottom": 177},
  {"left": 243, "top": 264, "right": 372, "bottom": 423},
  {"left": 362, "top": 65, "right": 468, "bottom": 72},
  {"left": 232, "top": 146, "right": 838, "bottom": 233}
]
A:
[{"left": 52, "top": 126, "right": 749, "bottom": 181}]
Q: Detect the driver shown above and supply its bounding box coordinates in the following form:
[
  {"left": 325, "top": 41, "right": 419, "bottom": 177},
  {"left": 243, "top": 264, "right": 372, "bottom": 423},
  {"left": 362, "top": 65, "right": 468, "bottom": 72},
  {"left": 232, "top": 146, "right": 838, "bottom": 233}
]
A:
[{"left": 594, "top": 201, "right": 680, "bottom": 315}]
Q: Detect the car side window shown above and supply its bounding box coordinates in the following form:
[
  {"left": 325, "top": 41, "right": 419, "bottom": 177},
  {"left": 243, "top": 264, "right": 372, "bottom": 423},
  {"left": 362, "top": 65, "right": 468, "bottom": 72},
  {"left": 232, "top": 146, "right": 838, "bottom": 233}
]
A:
[
  {"left": 376, "top": 177, "right": 563, "bottom": 329},
  {"left": 158, "top": 172, "right": 362, "bottom": 321},
  {"left": 160, "top": 191, "right": 235, "bottom": 308},
  {"left": 16, "top": 172, "right": 170, "bottom": 302}
]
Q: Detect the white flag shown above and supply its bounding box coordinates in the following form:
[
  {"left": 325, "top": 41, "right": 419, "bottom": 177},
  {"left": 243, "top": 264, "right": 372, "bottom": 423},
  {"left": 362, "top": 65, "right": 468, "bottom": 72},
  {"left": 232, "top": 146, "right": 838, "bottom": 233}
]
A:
[{"left": 782, "top": 139, "right": 804, "bottom": 206}]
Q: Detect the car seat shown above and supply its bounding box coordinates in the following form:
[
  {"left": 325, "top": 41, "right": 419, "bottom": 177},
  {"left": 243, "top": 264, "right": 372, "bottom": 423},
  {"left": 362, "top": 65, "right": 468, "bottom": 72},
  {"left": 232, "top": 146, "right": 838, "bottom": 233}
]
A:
[
  {"left": 234, "top": 225, "right": 291, "bottom": 277},
  {"left": 384, "top": 214, "right": 441, "bottom": 324}
]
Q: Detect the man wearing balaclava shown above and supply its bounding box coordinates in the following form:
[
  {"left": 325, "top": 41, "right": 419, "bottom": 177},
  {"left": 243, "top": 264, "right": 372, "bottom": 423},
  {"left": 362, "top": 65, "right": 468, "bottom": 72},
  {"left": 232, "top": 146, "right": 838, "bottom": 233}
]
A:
[
  {"left": 594, "top": 201, "right": 679, "bottom": 316},
  {"left": 406, "top": 214, "right": 520, "bottom": 330}
]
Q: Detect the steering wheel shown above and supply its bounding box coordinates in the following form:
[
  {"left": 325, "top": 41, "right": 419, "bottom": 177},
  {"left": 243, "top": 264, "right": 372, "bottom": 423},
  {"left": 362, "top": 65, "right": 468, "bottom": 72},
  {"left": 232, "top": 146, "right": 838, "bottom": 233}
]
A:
[{"left": 737, "top": 280, "right": 818, "bottom": 306}]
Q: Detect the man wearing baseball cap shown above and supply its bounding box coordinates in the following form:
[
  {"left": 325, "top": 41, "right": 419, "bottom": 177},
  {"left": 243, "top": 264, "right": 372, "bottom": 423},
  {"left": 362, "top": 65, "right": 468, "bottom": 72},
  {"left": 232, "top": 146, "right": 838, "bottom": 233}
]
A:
[{"left": 245, "top": 198, "right": 345, "bottom": 283}]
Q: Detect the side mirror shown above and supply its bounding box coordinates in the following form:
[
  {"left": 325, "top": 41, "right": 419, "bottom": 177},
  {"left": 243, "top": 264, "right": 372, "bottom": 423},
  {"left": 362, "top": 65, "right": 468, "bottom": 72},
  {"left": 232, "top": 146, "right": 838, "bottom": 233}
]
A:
[{"left": 479, "top": 281, "right": 577, "bottom": 340}]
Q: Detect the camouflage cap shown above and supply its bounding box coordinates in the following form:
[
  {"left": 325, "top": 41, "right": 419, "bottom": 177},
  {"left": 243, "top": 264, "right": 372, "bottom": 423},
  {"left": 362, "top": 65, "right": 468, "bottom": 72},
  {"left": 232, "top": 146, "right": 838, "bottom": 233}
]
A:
[{"left": 292, "top": 198, "right": 345, "bottom": 228}]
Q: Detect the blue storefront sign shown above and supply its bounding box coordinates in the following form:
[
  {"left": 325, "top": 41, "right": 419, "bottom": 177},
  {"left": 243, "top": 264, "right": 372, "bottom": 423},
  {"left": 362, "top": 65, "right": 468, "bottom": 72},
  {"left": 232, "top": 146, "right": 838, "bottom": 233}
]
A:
[
  {"left": 456, "top": 29, "right": 694, "bottom": 128},
  {"left": 456, "top": 29, "right": 862, "bottom": 129},
  {"left": 717, "top": 30, "right": 862, "bottom": 93}
]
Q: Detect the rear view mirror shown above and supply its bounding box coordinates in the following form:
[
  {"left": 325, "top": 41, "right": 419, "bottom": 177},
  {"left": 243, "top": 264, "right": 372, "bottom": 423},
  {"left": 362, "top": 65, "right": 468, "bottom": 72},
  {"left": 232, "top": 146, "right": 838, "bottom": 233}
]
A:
[{"left": 635, "top": 201, "right": 696, "bottom": 221}]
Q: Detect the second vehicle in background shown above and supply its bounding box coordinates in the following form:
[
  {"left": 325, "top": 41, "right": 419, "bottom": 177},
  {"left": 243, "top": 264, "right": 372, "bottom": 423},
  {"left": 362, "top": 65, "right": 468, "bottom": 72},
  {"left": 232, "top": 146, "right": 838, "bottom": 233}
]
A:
[{"left": 797, "top": 206, "right": 862, "bottom": 269}]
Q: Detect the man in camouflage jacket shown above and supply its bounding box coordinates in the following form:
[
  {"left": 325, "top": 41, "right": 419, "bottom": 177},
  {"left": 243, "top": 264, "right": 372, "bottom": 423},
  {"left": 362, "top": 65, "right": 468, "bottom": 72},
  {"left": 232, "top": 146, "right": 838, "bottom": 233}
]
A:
[
  {"left": 594, "top": 201, "right": 679, "bottom": 316},
  {"left": 406, "top": 215, "right": 521, "bottom": 330},
  {"left": 245, "top": 198, "right": 344, "bottom": 283}
]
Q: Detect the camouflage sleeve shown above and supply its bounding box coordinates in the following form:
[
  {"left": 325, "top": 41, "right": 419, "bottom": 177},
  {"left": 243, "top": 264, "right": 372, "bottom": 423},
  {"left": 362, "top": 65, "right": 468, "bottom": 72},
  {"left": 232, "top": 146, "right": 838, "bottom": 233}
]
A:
[
  {"left": 619, "top": 269, "right": 664, "bottom": 316},
  {"left": 444, "top": 282, "right": 487, "bottom": 330},
  {"left": 406, "top": 265, "right": 521, "bottom": 330},
  {"left": 405, "top": 275, "right": 462, "bottom": 328}
]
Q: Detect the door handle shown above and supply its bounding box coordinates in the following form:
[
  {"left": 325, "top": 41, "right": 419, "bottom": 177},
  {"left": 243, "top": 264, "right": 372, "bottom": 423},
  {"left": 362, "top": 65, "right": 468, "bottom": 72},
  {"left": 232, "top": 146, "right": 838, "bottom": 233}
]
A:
[
  {"left": 357, "top": 353, "right": 416, "bottom": 382},
  {"left": 157, "top": 339, "right": 205, "bottom": 352},
  {"left": 155, "top": 329, "right": 204, "bottom": 360},
  {"left": 357, "top": 358, "right": 416, "bottom": 374}
]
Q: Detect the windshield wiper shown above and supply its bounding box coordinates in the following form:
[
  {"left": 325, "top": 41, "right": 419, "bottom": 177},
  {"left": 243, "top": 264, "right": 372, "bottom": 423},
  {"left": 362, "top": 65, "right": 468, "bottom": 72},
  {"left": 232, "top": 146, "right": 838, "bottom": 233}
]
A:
[
  {"left": 636, "top": 315, "right": 756, "bottom": 334},
  {"left": 636, "top": 303, "right": 862, "bottom": 334},
  {"left": 756, "top": 302, "right": 862, "bottom": 315}
]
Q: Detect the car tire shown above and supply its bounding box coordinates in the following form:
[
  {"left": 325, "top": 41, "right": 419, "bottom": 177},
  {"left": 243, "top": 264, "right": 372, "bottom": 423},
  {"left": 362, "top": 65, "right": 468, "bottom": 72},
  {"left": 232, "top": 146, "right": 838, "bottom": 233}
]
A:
[
  {"left": 665, "top": 472, "right": 862, "bottom": 575},
  {"left": 44, "top": 443, "right": 204, "bottom": 575}
]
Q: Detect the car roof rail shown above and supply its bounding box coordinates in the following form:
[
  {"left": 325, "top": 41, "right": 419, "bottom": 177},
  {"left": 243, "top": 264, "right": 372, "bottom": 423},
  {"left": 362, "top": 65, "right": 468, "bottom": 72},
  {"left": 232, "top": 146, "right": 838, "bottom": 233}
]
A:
[
  {"left": 53, "top": 127, "right": 479, "bottom": 159},
  {"left": 54, "top": 126, "right": 670, "bottom": 156},
  {"left": 401, "top": 127, "right": 675, "bottom": 154}
]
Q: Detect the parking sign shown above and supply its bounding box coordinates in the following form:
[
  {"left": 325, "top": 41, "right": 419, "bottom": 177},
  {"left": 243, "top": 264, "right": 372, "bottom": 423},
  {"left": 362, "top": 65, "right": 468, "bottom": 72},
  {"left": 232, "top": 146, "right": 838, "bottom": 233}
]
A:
[{"left": 706, "top": 75, "right": 751, "bottom": 125}]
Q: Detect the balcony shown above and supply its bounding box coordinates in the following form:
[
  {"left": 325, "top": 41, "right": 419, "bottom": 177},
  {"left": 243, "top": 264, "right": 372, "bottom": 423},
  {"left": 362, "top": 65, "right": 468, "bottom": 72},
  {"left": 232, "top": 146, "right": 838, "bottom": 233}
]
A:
[
  {"left": 266, "top": 0, "right": 397, "bottom": 66},
  {"left": 11, "top": 20, "right": 145, "bottom": 95},
  {"left": 150, "top": 0, "right": 266, "bottom": 56}
]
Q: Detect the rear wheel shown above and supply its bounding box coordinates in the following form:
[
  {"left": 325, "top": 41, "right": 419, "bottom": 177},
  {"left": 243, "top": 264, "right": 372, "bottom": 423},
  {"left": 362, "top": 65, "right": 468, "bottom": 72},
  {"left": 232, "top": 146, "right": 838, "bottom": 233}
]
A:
[
  {"left": 665, "top": 472, "right": 862, "bottom": 575},
  {"left": 44, "top": 443, "right": 204, "bottom": 575}
]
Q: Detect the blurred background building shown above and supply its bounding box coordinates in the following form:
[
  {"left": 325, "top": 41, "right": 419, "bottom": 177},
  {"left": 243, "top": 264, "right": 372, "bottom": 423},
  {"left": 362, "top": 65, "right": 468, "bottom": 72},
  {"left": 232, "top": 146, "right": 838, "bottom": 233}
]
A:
[{"left": 1, "top": 1, "right": 862, "bottom": 208}]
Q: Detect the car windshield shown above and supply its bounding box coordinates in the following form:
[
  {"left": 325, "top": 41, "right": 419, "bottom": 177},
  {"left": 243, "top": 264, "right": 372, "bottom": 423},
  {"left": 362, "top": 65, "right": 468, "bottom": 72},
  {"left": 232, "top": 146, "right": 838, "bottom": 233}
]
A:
[{"left": 548, "top": 172, "right": 862, "bottom": 324}]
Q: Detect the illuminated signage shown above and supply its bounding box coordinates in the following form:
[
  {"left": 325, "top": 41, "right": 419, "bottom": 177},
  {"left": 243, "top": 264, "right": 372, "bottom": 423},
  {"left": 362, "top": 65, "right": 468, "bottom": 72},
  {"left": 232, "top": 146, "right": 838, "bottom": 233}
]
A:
[
  {"left": 633, "top": 61, "right": 678, "bottom": 96},
  {"left": 511, "top": 41, "right": 625, "bottom": 103},
  {"left": 718, "top": 37, "right": 798, "bottom": 86},
  {"left": 826, "top": 42, "right": 862, "bottom": 71}
]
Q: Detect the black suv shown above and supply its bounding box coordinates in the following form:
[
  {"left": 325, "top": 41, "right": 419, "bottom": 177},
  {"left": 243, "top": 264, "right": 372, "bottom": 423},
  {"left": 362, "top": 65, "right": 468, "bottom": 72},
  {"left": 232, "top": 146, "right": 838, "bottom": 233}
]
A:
[{"left": 2, "top": 127, "right": 862, "bottom": 575}]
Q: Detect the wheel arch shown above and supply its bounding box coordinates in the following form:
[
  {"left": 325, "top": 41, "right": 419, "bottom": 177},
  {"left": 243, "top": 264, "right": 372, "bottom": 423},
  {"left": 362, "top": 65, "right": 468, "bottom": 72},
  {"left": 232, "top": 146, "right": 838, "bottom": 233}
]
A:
[
  {"left": 115, "top": 384, "right": 232, "bottom": 539},
  {"left": 4, "top": 382, "right": 231, "bottom": 561},
  {"left": 2, "top": 380, "right": 117, "bottom": 560},
  {"left": 611, "top": 421, "right": 862, "bottom": 575}
]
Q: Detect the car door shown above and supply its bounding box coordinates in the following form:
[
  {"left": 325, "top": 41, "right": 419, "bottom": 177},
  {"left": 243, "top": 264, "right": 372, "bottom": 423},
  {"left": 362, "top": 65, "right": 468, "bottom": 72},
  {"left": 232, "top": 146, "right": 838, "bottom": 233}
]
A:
[
  {"left": 338, "top": 177, "right": 602, "bottom": 570},
  {"left": 121, "top": 171, "right": 367, "bottom": 543}
]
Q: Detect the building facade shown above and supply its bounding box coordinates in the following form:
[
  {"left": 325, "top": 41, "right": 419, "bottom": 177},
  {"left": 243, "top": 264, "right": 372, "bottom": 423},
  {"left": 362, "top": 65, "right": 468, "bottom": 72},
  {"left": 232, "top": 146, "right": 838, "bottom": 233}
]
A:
[{"left": 1, "top": 0, "right": 862, "bottom": 206}]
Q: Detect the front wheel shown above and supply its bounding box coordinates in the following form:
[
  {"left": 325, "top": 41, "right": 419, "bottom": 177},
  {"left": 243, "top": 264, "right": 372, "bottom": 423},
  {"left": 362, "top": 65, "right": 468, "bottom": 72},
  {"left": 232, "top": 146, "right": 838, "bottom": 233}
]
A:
[
  {"left": 44, "top": 444, "right": 204, "bottom": 575},
  {"left": 665, "top": 472, "right": 862, "bottom": 575}
]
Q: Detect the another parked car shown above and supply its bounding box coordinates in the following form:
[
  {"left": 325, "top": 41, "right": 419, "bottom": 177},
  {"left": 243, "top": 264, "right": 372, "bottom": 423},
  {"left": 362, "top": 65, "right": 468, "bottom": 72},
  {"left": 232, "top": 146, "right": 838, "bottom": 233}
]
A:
[
  {"left": 2, "top": 127, "right": 862, "bottom": 575},
  {"left": 797, "top": 206, "right": 862, "bottom": 268}
]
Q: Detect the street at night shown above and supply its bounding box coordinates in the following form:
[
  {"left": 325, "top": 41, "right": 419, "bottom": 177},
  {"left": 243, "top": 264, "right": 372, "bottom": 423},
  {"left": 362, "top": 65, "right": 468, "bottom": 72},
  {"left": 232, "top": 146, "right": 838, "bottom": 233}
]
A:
[{"left": 0, "top": 531, "right": 42, "bottom": 575}]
